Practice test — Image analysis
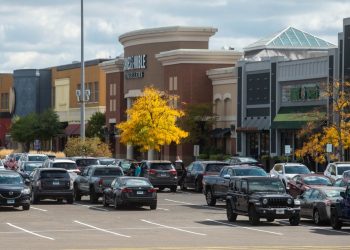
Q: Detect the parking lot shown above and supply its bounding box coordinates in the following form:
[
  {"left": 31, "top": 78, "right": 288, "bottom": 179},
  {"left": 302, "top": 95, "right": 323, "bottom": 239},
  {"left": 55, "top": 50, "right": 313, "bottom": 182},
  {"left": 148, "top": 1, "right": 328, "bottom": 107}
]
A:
[{"left": 0, "top": 189, "right": 349, "bottom": 250}]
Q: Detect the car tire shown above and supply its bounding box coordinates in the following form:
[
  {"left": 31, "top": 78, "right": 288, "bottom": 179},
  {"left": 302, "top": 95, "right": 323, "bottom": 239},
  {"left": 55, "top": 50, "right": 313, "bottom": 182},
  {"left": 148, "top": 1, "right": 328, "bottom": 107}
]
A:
[
  {"left": 66, "top": 196, "right": 74, "bottom": 204},
  {"left": 22, "top": 204, "right": 30, "bottom": 211},
  {"left": 226, "top": 201, "right": 237, "bottom": 222},
  {"left": 103, "top": 194, "right": 109, "bottom": 207},
  {"left": 330, "top": 208, "right": 342, "bottom": 230},
  {"left": 170, "top": 186, "right": 177, "bottom": 192},
  {"left": 150, "top": 201, "right": 157, "bottom": 210},
  {"left": 248, "top": 206, "right": 260, "bottom": 225},
  {"left": 289, "top": 215, "right": 300, "bottom": 226},
  {"left": 205, "top": 189, "right": 217, "bottom": 206},
  {"left": 89, "top": 187, "right": 98, "bottom": 203},
  {"left": 74, "top": 185, "right": 81, "bottom": 201},
  {"left": 31, "top": 192, "right": 38, "bottom": 204},
  {"left": 195, "top": 180, "right": 202, "bottom": 193},
  {"left": 313, "top": 209, "right": 322, "bottom": 225},
  {"left": 180, "top": 181, "right": 187, "bottom": 191}
]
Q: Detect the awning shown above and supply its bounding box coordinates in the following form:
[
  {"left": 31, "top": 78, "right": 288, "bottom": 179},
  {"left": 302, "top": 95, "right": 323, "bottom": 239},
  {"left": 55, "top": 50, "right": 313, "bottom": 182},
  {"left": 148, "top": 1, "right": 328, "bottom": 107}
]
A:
[
  {"left": 64, "top": 124, "right": 81, "bottom": 136},
  {"left": 271, "top": 105, "right": 326, "bottom": 129},
  {"left": 211, "top": 128, "right": 231, "bottom": 138}
]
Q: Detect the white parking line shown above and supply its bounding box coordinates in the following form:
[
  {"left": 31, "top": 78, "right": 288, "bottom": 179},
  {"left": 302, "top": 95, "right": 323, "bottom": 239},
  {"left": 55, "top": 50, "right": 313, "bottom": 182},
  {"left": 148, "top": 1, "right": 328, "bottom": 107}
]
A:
[
  {"left": 6, "top": 223, "right": 54, "bottom": 240},
  {"left": 157, "top": 208, "right": 169, "bottom": 211},
  {"left": 278, "top": 220, "right": 350, "bottom": 235},
  {"left": 141, "top": 219, "right": 206, "bottom": 236},
  {"left": 30, "top": 206, "right": 48, "bottom": 212},
  {"left": 73, "top": 203, "right": 109, "bottom": 211},
  {"left": 74, "top": 220, "right": 131, "bottom": 238},
  {"left": 206, "top": 219, "right": 283, "bottom": 236},
  {"left": 164, "top": 199, "right": 196, "bottom": 205}
]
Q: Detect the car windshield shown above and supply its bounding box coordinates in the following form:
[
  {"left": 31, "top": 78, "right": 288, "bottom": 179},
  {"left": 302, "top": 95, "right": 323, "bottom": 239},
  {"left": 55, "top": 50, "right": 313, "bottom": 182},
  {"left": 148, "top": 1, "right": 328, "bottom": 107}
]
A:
[
  {"left": 150, "top": 163, "right": 173, "bottom": 170},
  {"left": 93, "top": 168, "right": 123, "bottom": 176},
  {"left": 15, "top": 155, "right": 21, "bottom": 161},
  {"left": 40, "top": 170, "right": 69, "bottom": 179},
  {"left": 235, "top": 168, "right": 268, "bottom": 176},
  {"left": 120, "top": 161, "right": 132, "bottom": 170},
  {"left": 337, "top": 166, "right": 350, "bottom": 175},
  {"left": 99, "top": 159, "right": 115, "bottom": 165},
  {"left": 123, "top": 178, "right": 150, "bottom": 187},
  {"left": 205, "top": 164, "right": 228, "bottom": 172},
  {"left": 24, "top": 163, "right": 42, "bottom": 171},
  {"left": 249, "top": 179, "right": 286, "bottom": 193},
  {"left": 324, "top": 189, "right": 342, "bottom": 198},
  {"left": 28, "top": 155, "right": 48, "bottom": 161},
  {"left": 285, "top": 165, "right": 310, "bottom": 174},
  {"left": 238, "top": 157, "right": 258, "bottom": 163},
  {"left": 53, "top": 162, "right": 77, "bottom": 170},
  {"left": 0, "top": 174, "right": 23, "bottom": 185},
  {"left": 76, "top": 159, "right": 99, "bottom": 166},
  {"left": 304, "top": 176, "right": 332, "bottom": 186}
]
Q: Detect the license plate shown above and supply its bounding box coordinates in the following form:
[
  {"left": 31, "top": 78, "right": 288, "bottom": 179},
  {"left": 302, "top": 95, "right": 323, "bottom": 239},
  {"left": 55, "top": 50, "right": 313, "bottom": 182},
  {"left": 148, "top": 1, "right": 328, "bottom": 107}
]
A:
[
  {"left": 276, "top": 209, "right": 285, "bottom": 214},
  {"left": 7, "top": 199, "right": 15, "bottom": 204},
  {"left": 137, "top": 191, "right": 144, "bottom": 195},
  {"left": 159, "top": 173, "right": 167, "bottom": 177},
  {"left": 53, "top": 181, "right": 60, "bottom": 185}
]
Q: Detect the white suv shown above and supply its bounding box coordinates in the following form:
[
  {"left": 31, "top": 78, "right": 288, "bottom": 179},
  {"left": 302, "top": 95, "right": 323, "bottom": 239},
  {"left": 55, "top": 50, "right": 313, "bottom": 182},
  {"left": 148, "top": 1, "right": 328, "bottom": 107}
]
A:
[
  {"left": 270, "top": 162, "right": 311, "bottom": 186},
  {"left": 324, "top": 162, "right": 350, "bottom": 181}
]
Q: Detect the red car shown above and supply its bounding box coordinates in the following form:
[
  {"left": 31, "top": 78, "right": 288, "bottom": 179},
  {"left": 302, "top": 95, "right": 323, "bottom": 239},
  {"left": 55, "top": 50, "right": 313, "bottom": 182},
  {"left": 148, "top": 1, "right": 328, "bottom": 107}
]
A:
[{"left": 288, "top": 174, "right": 333, "bottom": 198}]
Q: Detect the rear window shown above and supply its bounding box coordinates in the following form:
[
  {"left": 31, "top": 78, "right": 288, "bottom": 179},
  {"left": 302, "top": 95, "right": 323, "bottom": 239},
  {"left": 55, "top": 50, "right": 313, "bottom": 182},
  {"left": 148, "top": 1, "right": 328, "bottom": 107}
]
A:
[
  {"left": 24, "top": 163, "right": 42, "bottom": 171},
  {"left": 124, "top": 178, "right": 151, "bottom": 186},
  {"left": 93, "top": 168, "right": 123, "bottom": 176},
  {"left": 205, "top": 164, "right": 228, "bottom": 172},
  {"left": 28, "top": 155, "right": 48, "bottom": 161},
  {"left": 150, "top": 163, "right": 174, "bottom": 170},
  {"left": 40, "top": 170, "right": 69, "bottom": 179},
  {"left": 337, "top": 166, "right": 350, "bottom": 175},
  {"left": 53, "top": 162, "right": 77, "bottom": 170},
  {"left": 99, "top": 159, "right": 115, "bottom": 165},
  {"left": 76, "top": 159, "right": 99, "bottom": 167}
]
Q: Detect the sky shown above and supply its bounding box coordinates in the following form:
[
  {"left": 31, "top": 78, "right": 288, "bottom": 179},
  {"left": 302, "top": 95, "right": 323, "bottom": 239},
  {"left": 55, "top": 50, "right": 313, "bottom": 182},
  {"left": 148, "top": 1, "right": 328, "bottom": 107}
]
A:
[{"left": 0, "top": 0, "right": 349, "bottom": 73}]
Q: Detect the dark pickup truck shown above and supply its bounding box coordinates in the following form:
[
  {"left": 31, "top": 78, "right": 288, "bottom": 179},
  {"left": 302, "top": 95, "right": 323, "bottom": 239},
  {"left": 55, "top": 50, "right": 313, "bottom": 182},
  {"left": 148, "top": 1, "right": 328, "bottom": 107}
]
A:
[
  {"left": 202, "top": 165, "right": 268, "bottom": 206},
  {"left": 226, "top": 176, "right": 300, "bottom": 225},
  {"left": 330, "top": 182, "right": 350, "bottom": 229}
]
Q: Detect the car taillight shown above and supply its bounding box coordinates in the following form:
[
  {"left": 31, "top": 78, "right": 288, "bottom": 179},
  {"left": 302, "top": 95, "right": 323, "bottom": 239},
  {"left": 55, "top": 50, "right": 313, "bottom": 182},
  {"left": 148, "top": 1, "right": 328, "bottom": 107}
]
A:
[
  {"left": 148, "top": 188, "right": 156, "bottom": 193},
  {"left": 170, "top": 170, "right": 177, "bottom": 175},
  {"left": 122, "top": 188, "right": 132, "bottom": 193},
  {"left": 149, "top": 169, "right": 156, "bottom": 174},
  {"left": 325, "top": 199, "right": 332, "bottom": 206},
  {"left": 98, "top": 179, "right": 103, "bottom": 187}
]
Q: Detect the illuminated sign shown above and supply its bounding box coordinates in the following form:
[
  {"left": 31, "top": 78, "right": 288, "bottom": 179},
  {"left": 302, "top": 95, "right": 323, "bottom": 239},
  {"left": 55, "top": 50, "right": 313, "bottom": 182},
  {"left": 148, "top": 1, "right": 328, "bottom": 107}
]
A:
[{"left": 124, "top": 54, "right": 147, "bottom": 80}]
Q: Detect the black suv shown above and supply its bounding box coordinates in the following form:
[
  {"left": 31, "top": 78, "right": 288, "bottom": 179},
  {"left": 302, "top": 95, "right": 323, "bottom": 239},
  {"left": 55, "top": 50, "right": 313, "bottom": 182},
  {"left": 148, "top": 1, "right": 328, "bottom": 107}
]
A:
[
  {"left": 69, "top": 157, "right": 100, "bottom": 173},
  {"left": 0, "top": 170, "right": 31, "bottom": 210},
  {"left": 140, "top": 160, "right": 177, "bottom": 192},
  {"left": 226, "top": 176, "right": 300, "bottom": 226},
  {"left": 30, "top": 168, "right": 74, "bottom": 204},
  {"left": 330, "top": 182, "right": 350, "bottom": 229}
]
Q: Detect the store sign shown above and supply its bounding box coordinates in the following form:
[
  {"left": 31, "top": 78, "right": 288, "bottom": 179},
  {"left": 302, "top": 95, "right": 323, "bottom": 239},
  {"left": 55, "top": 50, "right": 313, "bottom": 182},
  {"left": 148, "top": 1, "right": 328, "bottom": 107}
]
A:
[{"left": 124, "top": 54, "right": 147, "bottom": 80}]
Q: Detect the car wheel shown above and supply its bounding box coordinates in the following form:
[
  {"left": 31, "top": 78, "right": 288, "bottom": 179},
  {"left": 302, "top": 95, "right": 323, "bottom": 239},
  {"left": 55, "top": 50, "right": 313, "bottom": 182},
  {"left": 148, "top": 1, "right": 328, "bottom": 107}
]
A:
[
  {"left": 170, "top": 186, "right": 177, "bottom": 192},
  {"left": 89, "top": 187, "right": 98, "bottom": 203},
  {"left": 31, "top": 191, "right": 38, "bottom": 204},
  {"left": 266, "top": 218, "right": 275, "bottom": 222},
  {"left": 226, "top": 201, "right": 237, "bottom": 222},
  {"left": 313, "top": 209, "right": 322, "bottom": 225},
  {"left": 194, "top": 180, "right": 202, "bottom": 193},
  {"left": 74, "top": 185, "right": 81, "bottom": 201},
  {"left": 66, "top": 196, "right": 74, "bottom": 204},
  {"left": 22, "top": 204, "right": 30, "bottom": 211},
  {"left": 113, "top": 197, "right": 118, "bottom": 210},
  {"left": 102, "top": 194, "right": 109, "bottom": 207},
  {"left": 248, "top": 206, "right": 260, "bottom": 225},
  {"left": 150, "top": 201, "right": 157, "bottom": 210},
  {"left": 289, "top": 215, "right": 300, "bottom": 226},
  {"left": 205, "top": 189, "right": 216, "bottom": 206},
  {"left": 330, "top": 209, "right": 342, "bottom": 230},
  {"left": 57, "top": 198, "right": 63, "bottom": 203},
  {"left": 180, "top": 181, "right": 187, "bottom": 191}
]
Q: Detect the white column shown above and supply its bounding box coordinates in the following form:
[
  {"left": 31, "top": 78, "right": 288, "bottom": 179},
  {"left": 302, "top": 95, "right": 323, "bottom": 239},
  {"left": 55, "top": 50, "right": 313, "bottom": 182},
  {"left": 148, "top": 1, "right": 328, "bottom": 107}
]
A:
[{"left": 147, "top": 149, "right": 154, "bottom": 160}]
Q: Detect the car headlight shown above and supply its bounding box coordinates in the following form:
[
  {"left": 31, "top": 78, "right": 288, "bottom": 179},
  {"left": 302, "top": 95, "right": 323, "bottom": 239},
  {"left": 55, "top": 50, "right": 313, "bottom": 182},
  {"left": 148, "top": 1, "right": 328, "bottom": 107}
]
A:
[
  {"left": 294, "top": 199, "right": 300, "bottom": 205},
  {"left": 287, "top": 198, "right": 292, "bottom": 205},
  {"left": 21, "top": 188, "right": 30, "bottom": 195},
  {"left": 262, "top": 198, "right": 268, "bottom": 205}
]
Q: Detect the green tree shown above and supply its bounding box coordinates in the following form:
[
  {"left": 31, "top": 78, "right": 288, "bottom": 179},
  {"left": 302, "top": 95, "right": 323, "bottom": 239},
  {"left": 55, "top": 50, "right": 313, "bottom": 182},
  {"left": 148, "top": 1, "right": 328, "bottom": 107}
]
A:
[
  {"left": 37, "top": 109, "right": 62, "bottom": 141},
  {"left": 86, "top": 112, "right": 106, "bottom": 141}
]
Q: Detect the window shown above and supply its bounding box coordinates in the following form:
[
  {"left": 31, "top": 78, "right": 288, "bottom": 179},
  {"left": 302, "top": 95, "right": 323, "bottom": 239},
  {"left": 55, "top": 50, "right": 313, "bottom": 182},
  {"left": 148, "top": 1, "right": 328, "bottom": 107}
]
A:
[
  {"left": 281, "top": 83, "right": 326, "bottom": 103},
  {"left": 1, "top": 93, "right": 9, "bottom": 110},
  {"left": 169, "top": 76, "right": 178, "bottom": 91},
  {"left": 78, "top": 82, "right": 99, "bottom": 102}
]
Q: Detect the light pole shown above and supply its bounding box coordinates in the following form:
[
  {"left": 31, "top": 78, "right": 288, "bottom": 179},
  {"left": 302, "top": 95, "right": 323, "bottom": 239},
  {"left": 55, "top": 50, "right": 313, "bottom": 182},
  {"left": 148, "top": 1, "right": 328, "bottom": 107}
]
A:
[{"left": 80, "top": 0, "right": 85, "bottom": 140}]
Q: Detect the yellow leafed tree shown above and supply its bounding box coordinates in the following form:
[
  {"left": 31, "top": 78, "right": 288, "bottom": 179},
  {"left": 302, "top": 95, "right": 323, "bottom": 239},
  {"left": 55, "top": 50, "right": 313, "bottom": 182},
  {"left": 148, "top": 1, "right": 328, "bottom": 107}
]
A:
[
  {"left": 296, "top": 81, "right": 350, "bottom": 163},
  {"left": 117, "top": 87, "right": 188, "bottom": 152}
]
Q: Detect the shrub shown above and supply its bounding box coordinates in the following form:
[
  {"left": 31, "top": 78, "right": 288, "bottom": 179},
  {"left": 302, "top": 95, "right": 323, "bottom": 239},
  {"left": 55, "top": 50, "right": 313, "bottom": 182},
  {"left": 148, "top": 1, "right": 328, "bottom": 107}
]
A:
[
  {"left": 64, "top": 137, "right": 112, "bottom": 157},
  {"left": 29, "top": 150, "right": 66, "bottom": 158}
]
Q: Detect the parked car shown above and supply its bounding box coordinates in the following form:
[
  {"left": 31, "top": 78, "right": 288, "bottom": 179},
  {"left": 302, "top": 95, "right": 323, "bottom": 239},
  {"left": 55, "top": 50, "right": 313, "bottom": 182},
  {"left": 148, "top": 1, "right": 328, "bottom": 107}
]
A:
[
  {"left": 18, "top": 161, "right": 43, "bottom": 180},
  {"left": 288, "top": 174, "right": 333, "bottom": 198},
  {"left": 0, "top": 170, "right": 30, "bottom": 210},
  {"left": 43, "top": 158, "right": 80, "bottom": 174},
  {"left": 98, "top": 157, "right": 116, "bottom": 166},
  {"left": 181, "top": 161, "right": 230, "bottom": 192},
  {"left": 342, "top": 170, "right": 350, "bottom": 179},
  {"left": 74, "top": 165, "right": 124, "bottom": 203},
  {"left": 30, "top": 168, "right": 73, "bottom": 204},
  {"left": 324, "top": 162, "right": 350, "bottom": 181},
  {"left": 202, "top": 165, "right": 268, "bottom": 206},
  {"left": 298, "top": 186, "right": 345, "bottom": 225},
  {"left": 270, "top": 163, "right": 311, "bottom": 186},
  {"left": 103, "top": 176, "right": 157, "bottom": 209},
  {"left": 226, "top": 176, "right": 300, "bottom": 225},
  {"left": 225, "top": 156, "right": 265, "bottom": 168},
  {"left": 333, "top": 178, "right": 349, "bottom": 187},
  {"left": 17, "top": 153, "right": 49, "bottom": 168},
  {"left": 139, "top": 160, "right": 178, "bottom": 192},
  {"left": 69, "top": 157, "right": 100, "bottom": 173},
  {"left": 330, "top": 182, "right": 350, "bottom": 229}
]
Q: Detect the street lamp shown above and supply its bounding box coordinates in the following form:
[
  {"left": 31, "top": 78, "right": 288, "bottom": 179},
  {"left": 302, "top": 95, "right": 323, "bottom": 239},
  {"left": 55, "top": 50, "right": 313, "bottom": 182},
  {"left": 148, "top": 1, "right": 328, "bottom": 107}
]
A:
[{"left": 80, "top": 0, "right": 85, "bottom": 140}]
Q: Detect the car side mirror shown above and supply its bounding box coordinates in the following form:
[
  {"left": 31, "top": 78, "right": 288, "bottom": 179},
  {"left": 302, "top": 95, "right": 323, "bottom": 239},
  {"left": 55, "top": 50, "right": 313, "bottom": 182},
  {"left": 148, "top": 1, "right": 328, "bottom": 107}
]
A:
[
  {"left": 340, "top": 191, "right": 346, "bottom": 199},
  {"left": 223, "top": 174, "right": 230, "bottom": 179}
]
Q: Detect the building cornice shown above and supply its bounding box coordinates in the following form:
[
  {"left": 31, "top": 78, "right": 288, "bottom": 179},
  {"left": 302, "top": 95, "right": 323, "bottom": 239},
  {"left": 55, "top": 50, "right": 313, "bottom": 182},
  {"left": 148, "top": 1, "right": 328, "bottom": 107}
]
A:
[
  {"left": 207, "top": 67, "right": 238, "bottom": 85},
  {"left": 99, "top": 58, "right": 124, "bottom": 73},
  {"left": 119, "top": 26, "right": 217, "bottom": 48},
  {"left": 156, "top": 49, "right": 242, "bottom": 66}
]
